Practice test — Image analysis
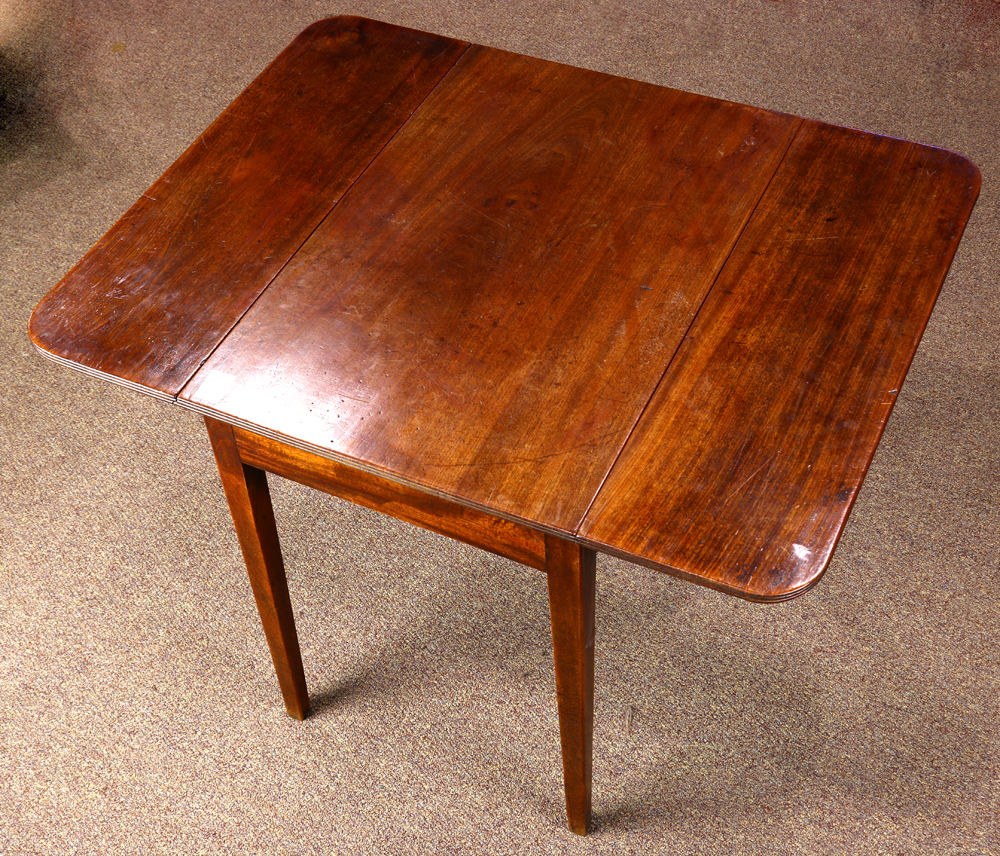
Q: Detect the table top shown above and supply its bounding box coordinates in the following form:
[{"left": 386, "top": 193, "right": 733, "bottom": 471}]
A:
[{"left": 29, "top": 16, "right": 980, "bottom": 601}]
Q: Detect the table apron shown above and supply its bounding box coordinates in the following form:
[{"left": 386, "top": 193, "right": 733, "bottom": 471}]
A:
[{"left": 231, "top": 425, "right": 549, "bottom": 572}]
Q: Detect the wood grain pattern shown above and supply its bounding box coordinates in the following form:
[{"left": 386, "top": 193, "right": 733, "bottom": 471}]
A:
[
  {"left": 204, "top": 417, "right": 310, "bottom": 720},
  {"left": 580, "top": 121, "right": 981, "bottom": 601},
  {"left": 180, "top": 43, "right": 800, "bottom": 532},
  {"left": 29, "top": 17, "right": 467, "bottom": 398},
  {"left": 233, "top": 426, "right": 547, "bottom": 570},
  {"left": 27, "top": 16, "right": 983, "bottom": 837}
]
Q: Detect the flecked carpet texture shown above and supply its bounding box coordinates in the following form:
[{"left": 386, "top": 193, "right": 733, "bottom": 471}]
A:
[{"left": 1, "top": 1, "right": 998, "bottom": 853}]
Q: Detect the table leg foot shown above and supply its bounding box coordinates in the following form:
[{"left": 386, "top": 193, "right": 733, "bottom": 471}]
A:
[
  {"left": 204, "top": 416, "right": 310, "bottom": 720},
  {"left": 545, "top": 534, "right": 596, "bottom": 836}
]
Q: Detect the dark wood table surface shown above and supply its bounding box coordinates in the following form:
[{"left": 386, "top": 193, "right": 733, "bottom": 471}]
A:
[{"left": 29, "top": 17, "right": 980, "bottom": 835}]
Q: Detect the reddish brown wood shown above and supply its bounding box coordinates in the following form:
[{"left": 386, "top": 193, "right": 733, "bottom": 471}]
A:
[
  {"left": 233, "top": 426, "right": 547, "bottom": 570},
  {"left": 28, "top": 16, "right": 982, "bottom": 837},
  {"left": 204, "top": 416, "right": 310, "bottom": 720},
  {"left": 545, "top": 534, "right": 597, "bottom": 835},
  {"left": 29, "top": 17, "right": 467, "bottom": 397},
  {"left": 581, "top": 121, "right": 981, "bottom": 601},
  {"left": 179, "top": 44, "right": 800, "bottom": 533}
]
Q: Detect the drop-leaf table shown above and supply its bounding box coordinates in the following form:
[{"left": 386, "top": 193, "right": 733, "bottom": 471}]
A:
[{"left": 30, "top": 17, "right": 979, "bottom": 835}]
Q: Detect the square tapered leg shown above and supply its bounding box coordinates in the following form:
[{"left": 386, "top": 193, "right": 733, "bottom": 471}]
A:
[
  {"left": 545, "top": 534, "right": 597, "bottom": 835},
  {"left": 204, "top": 416, "right": 310, "bottom": 720}
]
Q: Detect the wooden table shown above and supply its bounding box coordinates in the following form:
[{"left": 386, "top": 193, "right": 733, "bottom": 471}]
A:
[{"left": 29, "top": 17, "right": 979, "bottom": 835}]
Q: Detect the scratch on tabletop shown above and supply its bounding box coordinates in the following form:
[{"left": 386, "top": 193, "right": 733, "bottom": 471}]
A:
[
  {"left": 446, "top": 189, "right": 511, "bottom": 230},
  {"left": 335, "top": 391, "right": 371, "bottom": 403},
  {"left": 416, "top": 359, "right": 464, "bottom": 402},
  {"left": 721, "top": 452, "right": 780, "bottom": 506}
]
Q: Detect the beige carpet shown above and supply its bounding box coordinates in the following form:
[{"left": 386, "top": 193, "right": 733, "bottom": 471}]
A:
[{"left": 2, "top": 1, "right": 998, "bottom": 853}]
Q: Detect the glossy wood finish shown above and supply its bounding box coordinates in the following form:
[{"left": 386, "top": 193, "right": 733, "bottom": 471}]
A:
[
  {"left": 30, "top": 16, "right": 979, "bottom": 599},
  {"left": 580, "top": 121, "right": 981, "bottom": 600},
  {"left": 29, "top": 16, "right": 981, "bottom": 836},
  {"left": 179, "top": 44, "right": 800, "bottom": 533},
  {"left": 545, "top": 535, "right": 597, "bottom": 835},
  {"left": 29, "top": 17, "right": 467, "bottom": 398},
  {"left": 204, "top": 417, "right": 309, "bottom": 720}
]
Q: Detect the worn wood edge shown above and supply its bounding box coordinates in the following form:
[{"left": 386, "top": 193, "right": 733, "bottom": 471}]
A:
[
  {"left": 230, "top": 423, "right": 549, "bottom": 572},
  {"left": 28, "top": 342, "right": 176, "bottom": 402},
  {"left": 578, "top": 536, "right": 825, "bottom": 603}
]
